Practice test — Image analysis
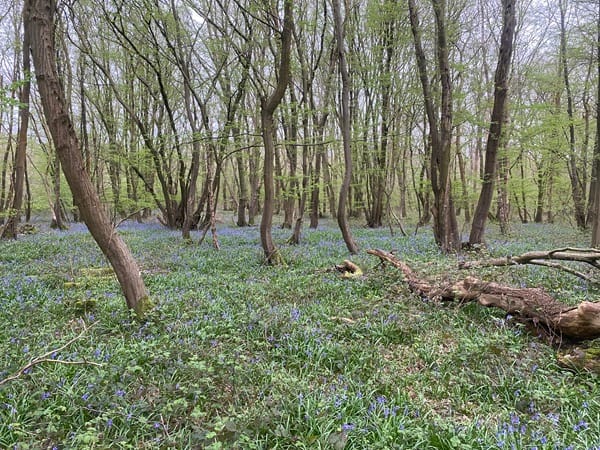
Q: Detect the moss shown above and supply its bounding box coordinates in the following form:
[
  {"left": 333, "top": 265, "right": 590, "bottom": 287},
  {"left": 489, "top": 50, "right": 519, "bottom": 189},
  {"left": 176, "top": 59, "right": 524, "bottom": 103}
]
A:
[
  {"left": 133, "top": 295, "right": 155, "bottom": 319},
  {"left": 557, "top": 342, "right": 600, "bottom": 374}
]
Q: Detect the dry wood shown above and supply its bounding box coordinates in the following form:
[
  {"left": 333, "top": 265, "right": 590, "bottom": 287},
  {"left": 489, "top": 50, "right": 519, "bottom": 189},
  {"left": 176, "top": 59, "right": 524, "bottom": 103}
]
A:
[
  {"left": 367, "top": 249, "right": 600, "bottom": 341},
  {"left": 459, "top": 248, "right": 600, "bottom": 285},
  {"left": 0, "top": 321, "right": 101, "bottom": 386},
  {"left": 335, "top": 260, "right": 363, "bottom": 278}
]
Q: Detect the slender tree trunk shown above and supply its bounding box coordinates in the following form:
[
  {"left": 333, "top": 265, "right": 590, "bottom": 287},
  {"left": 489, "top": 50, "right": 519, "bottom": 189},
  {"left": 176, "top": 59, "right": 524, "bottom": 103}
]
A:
[
  {"left": 27, "top": 0, "right": 150, "bottom": 316},
  {"left": 289, "top": 115, "right": 310, "bottom": 245},
  {"left": 409, "top": 0, "right": 459, "bottom": 252},
  {"left": 591, "top": 0, "right": 600, "bottom": 247},
  {"left": 469, "top": 0, "right": 516, "bottom": 245},
  {"left": 2, "top": 7, "right": 30, "bottom": 240},
  {"left": 323, "top": 150, "right": 336, "bottom": 218},
  {"left": 309, "top": 145, "right": 322, "bottom": 228},
  {"left": 559, "top": 0, "right": 586, "bottom": 230},
  {"left": 235, "top": 131, "right": 249, "bottom": 227},
  {"left": 281, "top": 92, "right": 299, "bottom": 229},
  {"left": 259, "top": 0, "right": 293, "bottom": 264},
  {"left": 497, "top": 130, "right": 511, "bottom": 234},
  {"left": 332, "top": 0, "right": 358, "bottom": 254},
  {"left": 50, "top": 154, "right": 67, "bottom": 229},
  {"left": 248, "top": 145, "right": 260, "bottom": 225}
]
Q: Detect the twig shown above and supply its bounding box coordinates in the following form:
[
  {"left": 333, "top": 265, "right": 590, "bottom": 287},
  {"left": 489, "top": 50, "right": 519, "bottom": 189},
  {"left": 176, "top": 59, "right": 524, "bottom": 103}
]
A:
[
  {"left": 0, "top": 320, "right": 100, "bottom": 386},
  {"left": 114, "top": 209, "right": 146, "bottom": 229}
]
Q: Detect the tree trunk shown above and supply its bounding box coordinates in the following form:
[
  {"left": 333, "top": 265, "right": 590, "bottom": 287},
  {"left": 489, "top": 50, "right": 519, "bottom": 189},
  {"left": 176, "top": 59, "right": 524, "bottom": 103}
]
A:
[
  {"left": 409, "top": 0, "right": 459, "bottom": 252},
  {"left": 259, "top": 0, "right": 293, "bottom": 264},
  {"left": 235, "top": 136, "right": 249, "bottom": 227},
  {"left": 248, "top": 145, "right": 260, "bottom": 226},
  {"left": 27, "top": 0, "right": 150, "bottom": 316},
  {"left": 497, "top": 145, "right": 511, "bottom": 234},
  {"left": 2, "top": 7, "right": 31, "bottom": 240},
  {"left": 469, "top": 0, "right": 516, "bottom": 245},
  {"left": 591, "top": 0, "right": 600, "bottom": 247},
  {"left": 309, "top": 146, "right": 322, "bottom": 229},
  {"left": 332, "top": 0, "right": 359, "bottom": 254},
  {"left": 559, "top": 0, "right": 587, "bottom": 230}
]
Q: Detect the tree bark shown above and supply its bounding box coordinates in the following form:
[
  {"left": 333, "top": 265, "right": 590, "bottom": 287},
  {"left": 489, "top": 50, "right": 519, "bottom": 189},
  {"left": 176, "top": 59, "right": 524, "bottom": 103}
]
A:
[
  {"left": 559, "top": 0, "right": 587, "bottom": 230},
  {"left": 591, "top": 0, "right": 600, "bottom": 247},
  {"left": 332, "top": 0, "right": 359, "bottom": 254},
  {"left": 2, "top": 5, "right": 31, "bottom": 240},
  {"left": 259, "top": 0, "right": 293, "bottom": 264},
  {"left": 409, "top": 0, "right": 459, "bottom": 252},
  {"left": 27, "top": 0, "right": 150, "bottom": 316},
  {"left": 469, "top": 0, "right": 516, "bottom": 245}
]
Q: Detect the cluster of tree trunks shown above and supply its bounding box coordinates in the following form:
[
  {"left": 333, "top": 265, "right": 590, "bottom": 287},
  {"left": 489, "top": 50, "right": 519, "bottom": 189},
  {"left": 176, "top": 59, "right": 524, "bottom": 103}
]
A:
[{"left": 366, "top": 249, "right": 600, "bottom": 342}]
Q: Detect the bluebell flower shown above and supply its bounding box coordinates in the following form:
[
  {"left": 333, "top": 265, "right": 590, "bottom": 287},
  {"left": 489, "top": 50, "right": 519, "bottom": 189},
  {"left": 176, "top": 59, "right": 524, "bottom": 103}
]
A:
[
  {"left": 510, "top": 412, "right": 520, "bottom": 425},
  {"left": 573, "top": 420, "right": 588, "bottom": 432},
  {"left": 290, "top": 307, "right": 300, "bottom": 321}
]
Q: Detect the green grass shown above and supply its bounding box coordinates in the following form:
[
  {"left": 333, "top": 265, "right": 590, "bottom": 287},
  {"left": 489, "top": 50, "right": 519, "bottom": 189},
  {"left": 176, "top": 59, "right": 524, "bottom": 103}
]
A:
[{"left": 0, "top": 220, "right": 598, "bottom": 449}]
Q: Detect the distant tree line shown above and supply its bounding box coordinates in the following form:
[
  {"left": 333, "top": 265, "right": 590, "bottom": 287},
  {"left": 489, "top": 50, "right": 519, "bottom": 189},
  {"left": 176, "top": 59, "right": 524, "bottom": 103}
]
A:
[{"left": 0, "top": 0, "right": 599, "bottom": 254}]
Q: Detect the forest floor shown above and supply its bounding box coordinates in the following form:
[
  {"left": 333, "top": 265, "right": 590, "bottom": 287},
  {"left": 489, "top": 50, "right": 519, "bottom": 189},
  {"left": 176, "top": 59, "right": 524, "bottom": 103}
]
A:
[{"left": 0, "top": 218, "right": 599, "bottom": 449}]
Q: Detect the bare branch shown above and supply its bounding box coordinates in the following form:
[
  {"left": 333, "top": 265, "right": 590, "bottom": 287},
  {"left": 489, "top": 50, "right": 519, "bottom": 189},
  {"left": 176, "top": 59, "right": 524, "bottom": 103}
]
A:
[{"left": 0, "top": 321, "right": 100, "bottom": 386}]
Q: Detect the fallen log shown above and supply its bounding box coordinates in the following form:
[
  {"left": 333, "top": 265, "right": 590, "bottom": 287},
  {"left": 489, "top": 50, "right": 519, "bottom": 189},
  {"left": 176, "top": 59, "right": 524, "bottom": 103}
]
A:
[{"left": 367, "top": 249, "right": 600, "bottom": 341}]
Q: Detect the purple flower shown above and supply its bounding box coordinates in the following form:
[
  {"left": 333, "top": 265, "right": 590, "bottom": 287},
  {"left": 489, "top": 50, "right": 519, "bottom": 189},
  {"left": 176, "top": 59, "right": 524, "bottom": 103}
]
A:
[
  {"left": 106, "top": 418, "right": 113, "bottom": 428},
  {"left": 290, "top": 307, "right": 300, "bottom": 322},
  {"left": 342, "top": 423, "right": 355, "bottom": 431}
]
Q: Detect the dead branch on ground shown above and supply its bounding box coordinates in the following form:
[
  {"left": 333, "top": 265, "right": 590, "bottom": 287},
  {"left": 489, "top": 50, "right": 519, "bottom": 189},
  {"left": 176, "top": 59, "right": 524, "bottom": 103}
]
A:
[
  {"left": 367, "top": 249, "right": 600, "bottom": 341},
  {"left": 0, "top": 320, "right": 101, "bottom": 386},
  {"left": 459, "top": 248, "right": 600, "bottom": 285}
]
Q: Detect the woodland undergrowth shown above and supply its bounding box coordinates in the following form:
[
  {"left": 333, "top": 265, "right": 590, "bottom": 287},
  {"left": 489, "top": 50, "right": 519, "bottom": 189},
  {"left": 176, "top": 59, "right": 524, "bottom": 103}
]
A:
[{"left": 0, "top": 219, "right": 598, "bottom": 449}]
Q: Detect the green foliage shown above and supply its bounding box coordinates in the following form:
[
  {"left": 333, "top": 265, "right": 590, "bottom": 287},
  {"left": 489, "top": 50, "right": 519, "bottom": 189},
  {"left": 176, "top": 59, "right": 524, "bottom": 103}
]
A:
[{"left": 0, "top": 221, "right": 599, "bottom": 448}]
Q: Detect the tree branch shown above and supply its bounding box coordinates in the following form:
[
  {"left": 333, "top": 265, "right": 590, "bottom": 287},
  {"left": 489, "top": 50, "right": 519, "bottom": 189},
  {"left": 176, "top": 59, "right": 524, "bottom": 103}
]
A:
[{"left": 0, "top": 321, "right": 101, "bottom": 386}]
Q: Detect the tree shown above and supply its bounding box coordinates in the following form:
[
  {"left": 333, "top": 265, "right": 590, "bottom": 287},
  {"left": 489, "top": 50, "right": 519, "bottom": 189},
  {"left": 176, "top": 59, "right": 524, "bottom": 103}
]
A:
[
  {"left": 1, "top": 3, "right": 30, "bottom": 239},
  {"left": 591, "top": 0, "right": 600, "bottom": 247},
  {"left": 469, "top": 0, "right": 516, "bottom": 245},
  {"left": 408, "top": 0, "right": 459, "bottom": 253},
  {"left": 259, "top": 0, "right": 293, "bottom": 264},
  {"left": 332, "top": 0, "right": 359, "bottom": 254},
  {"left": 26, "top": 0, "right": 150, "bottom": 316},
  {"left": 559, "top": 0, "right": 587, "bottom": 230}
]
